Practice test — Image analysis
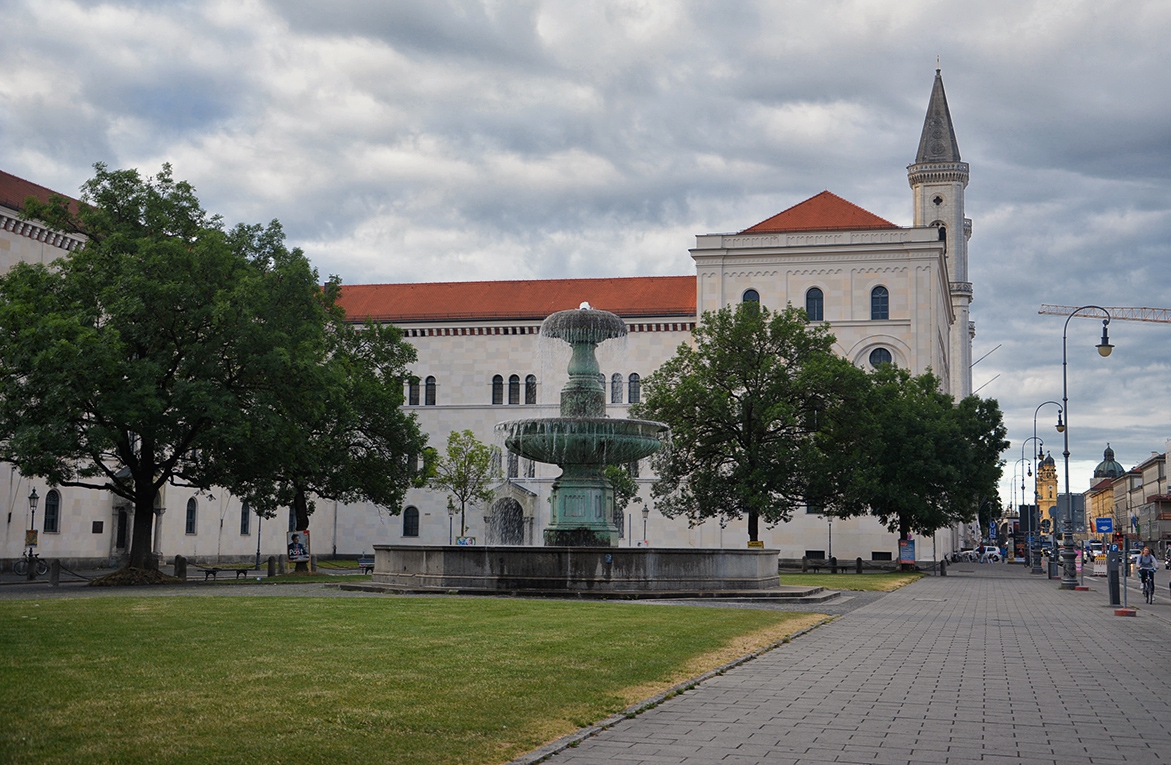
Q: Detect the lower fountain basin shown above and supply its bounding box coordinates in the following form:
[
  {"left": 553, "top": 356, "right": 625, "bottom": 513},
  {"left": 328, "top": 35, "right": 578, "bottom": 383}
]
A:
[{"left": 501, "top": 417, "right": 668, "bottom": 465}]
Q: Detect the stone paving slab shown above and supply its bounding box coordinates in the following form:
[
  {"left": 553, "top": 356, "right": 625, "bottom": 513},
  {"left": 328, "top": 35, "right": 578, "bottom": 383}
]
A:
[{"left": 542, "top": 564, "right": 1171, "bottom": 764}]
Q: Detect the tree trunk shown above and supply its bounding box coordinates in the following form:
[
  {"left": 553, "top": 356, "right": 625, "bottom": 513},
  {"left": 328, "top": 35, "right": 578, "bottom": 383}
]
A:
[
  {"left": 460, "top": 501, "right": 467, "bottom": 537},
  {"left": 128, "top": 480, "right": 157, "bottom": 570},
  {"left": 748, "top": 510, "right": 759, "bottom": 543},
  {"left": 293, "top": 487, "right": 311, "bottom": 573}
]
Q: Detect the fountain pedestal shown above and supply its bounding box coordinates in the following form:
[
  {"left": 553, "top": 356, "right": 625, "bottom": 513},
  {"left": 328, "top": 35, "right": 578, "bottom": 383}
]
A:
[{"left": 545, "top": 465, "right": 617, "bottom": 547}]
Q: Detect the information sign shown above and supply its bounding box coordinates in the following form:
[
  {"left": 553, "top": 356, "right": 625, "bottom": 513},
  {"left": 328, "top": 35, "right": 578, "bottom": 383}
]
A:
[
  {"left": 898, "top": 539, "right": 915, "bottom": 564},
  {"left": 1095, "top": 517, "right": 1113, "bottom": 534}
]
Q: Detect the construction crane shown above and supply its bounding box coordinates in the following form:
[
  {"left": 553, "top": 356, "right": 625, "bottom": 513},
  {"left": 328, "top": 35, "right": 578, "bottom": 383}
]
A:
[{"left": 1038, "top": 305, "right": 1171, "bottom": 323}]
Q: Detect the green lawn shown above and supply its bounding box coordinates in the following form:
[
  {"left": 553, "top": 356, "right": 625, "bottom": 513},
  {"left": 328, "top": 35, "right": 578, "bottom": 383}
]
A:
[
  {"left": 0, "top": 596, "right": 820, "bottom": 765},
  {"left": 778, "top": 571, "right": 923, "bottom": 591}
]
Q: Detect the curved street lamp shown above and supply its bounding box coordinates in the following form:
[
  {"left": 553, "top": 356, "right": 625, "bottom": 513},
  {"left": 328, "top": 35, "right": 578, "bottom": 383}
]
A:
[
  {"left": 1021, "top": 435, "right": 1044, "bottom": 567},
  {"left": 1032, "top": 400, "right": 1063, "bottom": 574},
  {"left": 1059, "top": 306, "right": 1113, "bottom": 589}
]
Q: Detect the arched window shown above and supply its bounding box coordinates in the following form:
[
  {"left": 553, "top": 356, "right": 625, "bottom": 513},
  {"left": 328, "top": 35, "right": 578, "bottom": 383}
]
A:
[
  {"left": 407, "top": 379, "right": 419, "bottom": 406},
  {"left": 742, "top": 289, "right": 760, "bottom": 303},
  {"left": 869, "top": 347, "right": 893, "bottom": 368},
  {"left": 805, "top": 287, "right": 824, "bottom": 322},
  {"left": 870, "top": 286, "right": 889, "bottom": 321},
  {"left": 491, "top": 375, "right": 504, "bottom": 405},
  {"left": 525, "top": 375, "right": 537, "bottom": 405},
  {"left": 240, "top": 502, "right": 251, "bottom": 535},
  {"left": 424, "top": 376, "right": 436, "bottom": 406},
  {"left": 43, "top": 489, "right": 61, "bottom": 533},
  {"left": 403, "top": 506, "right": 419, "bottom": 537},
  {"left": 185, "top": 498, "right": 198, "bottom": 535},
  {"left": 508, "top": 374, "right": 520, "bottom": 405},
  {"left": 611, "top": 373, "right": 623, "bottom": 404},
  {"left": 628, "top": 373, "right": 641, "bottom": 405}
]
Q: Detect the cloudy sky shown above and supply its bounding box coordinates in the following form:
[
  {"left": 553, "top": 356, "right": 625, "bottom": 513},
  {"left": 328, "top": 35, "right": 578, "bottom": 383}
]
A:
[{"left": 4, "top": 0, "right": 1170, "bottom": 505}]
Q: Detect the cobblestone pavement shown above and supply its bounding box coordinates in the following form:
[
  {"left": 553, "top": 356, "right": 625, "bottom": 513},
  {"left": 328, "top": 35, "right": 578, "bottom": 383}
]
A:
[{"left": 546, "top": 563, "right": 1171, "bottom": 764}]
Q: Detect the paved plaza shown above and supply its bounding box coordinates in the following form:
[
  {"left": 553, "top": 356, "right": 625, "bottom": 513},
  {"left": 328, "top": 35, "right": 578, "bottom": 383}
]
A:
[{"left": 539, "top": 564, "right": 1171, "bottom": 764}]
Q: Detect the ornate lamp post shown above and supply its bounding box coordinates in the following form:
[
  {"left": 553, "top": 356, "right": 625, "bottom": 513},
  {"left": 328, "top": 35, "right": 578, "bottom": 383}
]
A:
[
  {"left": 26, "top": 487, "right": 39, "bottom": 581},
  {"left": 1033, "top": 401, "right": 1063, "bottom": 574},
  {"left": 1059, "top": 307, "right": 1113, "bottom": 589},
  {"left": 642, "top": 504, "right": 650, "bottom": 545},
  {"left": 1021, "top": 436, "right": 1043, "bottom": 566}
]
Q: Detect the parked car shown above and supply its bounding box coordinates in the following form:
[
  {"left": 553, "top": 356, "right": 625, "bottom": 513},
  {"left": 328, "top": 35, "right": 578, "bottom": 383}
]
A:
[{"left": 977, "top": 545, "right": 1003, "bottom": 562}]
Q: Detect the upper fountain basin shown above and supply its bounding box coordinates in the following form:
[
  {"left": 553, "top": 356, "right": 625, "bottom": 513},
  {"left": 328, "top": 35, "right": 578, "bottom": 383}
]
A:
[
  {"left": 541, "top": 307, "right": 628, "bottom": 345},
  {"left": 501, "top": 417, "right": 668, "bottom": 465}
]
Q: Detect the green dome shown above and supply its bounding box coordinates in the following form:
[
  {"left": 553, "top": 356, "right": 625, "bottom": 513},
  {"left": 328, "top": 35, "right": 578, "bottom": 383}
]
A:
[{"left": 1093, "top": 443, "right": 1125, "bottom": 479}]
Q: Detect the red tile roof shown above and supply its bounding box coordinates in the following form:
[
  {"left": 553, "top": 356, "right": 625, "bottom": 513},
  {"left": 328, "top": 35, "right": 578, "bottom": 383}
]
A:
[
  {"left": 739, "top": 191, "right": 899, "bottom": 234},
  {"left": 0, "top": 170, "right": 80, "bottom": 214},
  {"left": 1090, "top": 479, "right": 1115, "bottom": 492},
  {"left": 337, "top": 275, "right": 697, "bottom": 323}
]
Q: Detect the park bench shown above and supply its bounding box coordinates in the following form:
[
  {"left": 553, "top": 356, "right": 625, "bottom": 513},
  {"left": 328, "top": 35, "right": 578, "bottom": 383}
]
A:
[
  {"left": 357, "top": 555, "right": 375, "bottom": 574},
  {"left": 195, "top": 565, "right": 253, "bottom": 581}
]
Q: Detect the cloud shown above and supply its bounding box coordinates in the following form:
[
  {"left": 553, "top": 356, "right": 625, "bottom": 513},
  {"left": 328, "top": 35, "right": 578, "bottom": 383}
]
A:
[{"left": 3, "top": 0, "right": 1171, "bottom": 502}]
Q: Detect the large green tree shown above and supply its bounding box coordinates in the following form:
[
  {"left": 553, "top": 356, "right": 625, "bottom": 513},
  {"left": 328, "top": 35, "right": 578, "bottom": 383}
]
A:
[
  {"left": 838, "top": 365, "right": 1008, "bottom": 546},
  {"left": 631, "top": 303, "right": 866, "bottom": 542},
  {"left": 0, "top": 164, "right": 426, "bottom": 570},
  {"left": 197, "top": 224, "right": 429, "bottom": 563}
]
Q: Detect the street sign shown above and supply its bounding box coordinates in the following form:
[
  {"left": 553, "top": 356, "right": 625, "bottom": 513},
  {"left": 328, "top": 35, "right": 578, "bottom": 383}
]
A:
[{"left": 1095, "top": 517, "right": 1114, "bottom": 534}]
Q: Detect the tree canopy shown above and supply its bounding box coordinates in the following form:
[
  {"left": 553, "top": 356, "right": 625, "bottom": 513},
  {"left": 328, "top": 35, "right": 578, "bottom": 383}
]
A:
[
  {"left": 832, "top": 365, "right": 1007, "bottom": 543},
  {"left": 0, "top": 164, "right": 427, "bottom": 570},
  {"left": 631, "top": 302, "right": 866, "bottom": 541}
]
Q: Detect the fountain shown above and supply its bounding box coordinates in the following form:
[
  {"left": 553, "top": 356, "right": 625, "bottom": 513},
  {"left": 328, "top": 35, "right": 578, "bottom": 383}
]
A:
[
  {"left": 500, "top": 303, "right": 668, "bottom": 547},
  {"left": 365, "top": 303, "right": 785, "bottom": 595}
]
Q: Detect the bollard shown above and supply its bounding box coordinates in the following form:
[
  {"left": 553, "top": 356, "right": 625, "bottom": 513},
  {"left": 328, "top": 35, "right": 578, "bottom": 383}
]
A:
[
  {"left": 267, "top": 555, "right": 277, "bottom": 578},
  {"left": 49, "top": 559, "right": 60, "bottom": 586},
  {"left": 801, "top": 556, "right": 808, "bottom": 573},
  {"left": 829, "top": 556, "right": 837, "bottom": 574},
  {"left": 940, "top": 558, "right": 947, "bottom": 576},
  {"left": 310, "top": 554, "right": 318, "bottom": 573},
  {"left": 856, "top": 557, "right": 863, "bottom": 575},
  {"left": 174, "top": 554, "right": 187, "bottom": 581},
  {"left": 278, "top": 554, "right": 288, "bottom": 573},
  {"left": 1106, "top": 551, "right": 1121, "bottom": 607}
]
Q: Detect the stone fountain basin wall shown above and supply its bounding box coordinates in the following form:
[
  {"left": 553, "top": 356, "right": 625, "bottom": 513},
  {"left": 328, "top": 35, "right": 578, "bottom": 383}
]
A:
[{"left": 372, "top": 545, "right": 781, "bottom": 592}]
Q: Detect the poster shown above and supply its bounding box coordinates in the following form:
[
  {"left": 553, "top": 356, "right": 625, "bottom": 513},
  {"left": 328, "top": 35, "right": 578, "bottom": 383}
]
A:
[
  {"left": 286, "top": 530, "right": 310, "bottom": 562},
  {"left": 898, "top": 538, "right": 915, "bottom": 564}
]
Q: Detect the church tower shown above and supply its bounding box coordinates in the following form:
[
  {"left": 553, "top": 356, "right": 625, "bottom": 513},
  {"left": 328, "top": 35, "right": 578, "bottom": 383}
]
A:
[
  {"left": 1036, "top": 452, "right": 1058, "bottom": 531},
  {"left": 908, "top": 69, "right": 973, "bottom": 399}
]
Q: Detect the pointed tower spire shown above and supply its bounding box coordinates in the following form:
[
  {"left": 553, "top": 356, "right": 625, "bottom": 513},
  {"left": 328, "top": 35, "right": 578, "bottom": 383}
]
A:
[{"left": 915, "top": 69, "right": 962, "bottom": 163}]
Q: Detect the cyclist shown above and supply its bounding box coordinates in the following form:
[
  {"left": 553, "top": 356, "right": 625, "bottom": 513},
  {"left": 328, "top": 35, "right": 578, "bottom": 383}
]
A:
[{"left": 1136, "top": 546, "right": 1158, "bottom": 603}]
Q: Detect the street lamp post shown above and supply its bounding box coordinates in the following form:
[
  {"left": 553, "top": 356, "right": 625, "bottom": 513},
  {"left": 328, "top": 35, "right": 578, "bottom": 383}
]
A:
[
  {"left": 1032, "top": 401, "right": 1063, "bottom": 575},
  {"left": 1021, "top": 435, "right": 1043, "bottom": 566},
  {"left": 1059, "top": 307, "right": 1113, "bottom": 589},
  {"left": 642, "top": 505, "right": 650, "bottom": 545},
  {"left": 26, "top": 487, "right": 39, "bottom": 581}
]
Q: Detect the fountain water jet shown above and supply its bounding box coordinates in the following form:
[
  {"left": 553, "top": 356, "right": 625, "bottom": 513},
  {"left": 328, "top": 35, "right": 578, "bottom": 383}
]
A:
[{"left": 498, "top": 304, "right": 669, "bottom": 546}]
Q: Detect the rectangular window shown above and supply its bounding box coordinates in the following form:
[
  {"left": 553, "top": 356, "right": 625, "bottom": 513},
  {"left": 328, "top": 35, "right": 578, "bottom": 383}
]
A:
[
  {"left": 805, "top": 550, "right": 826, "bottom": 560},
  {"left": 43, "top": 492, "right": 60, "bottom": 533},
  {"left": 92, "top": 521, "right": 104, "bottom": 534},
  {"left": 240, "top": 503, "right": 251, "bottom": 535},
  {"left": 871, "top": 551, "right": 893, "bottom": 561}
]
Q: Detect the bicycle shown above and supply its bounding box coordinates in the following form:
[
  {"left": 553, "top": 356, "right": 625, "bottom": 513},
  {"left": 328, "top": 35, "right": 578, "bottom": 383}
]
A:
[
  {"left": 12, "top": 551, "right": 48, "bottom": 578},
  {"left": 1139, "top": 568, "right": 1155, "bottom": 604}
]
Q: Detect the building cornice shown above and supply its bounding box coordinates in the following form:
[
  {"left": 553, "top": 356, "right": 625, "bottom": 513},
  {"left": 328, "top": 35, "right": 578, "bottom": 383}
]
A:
[
  {"left": 907, "top": 162, "right": 970, "bottom": 187},
  {"left": 1, "top": 209, "right": 85, "bottom": 252}
]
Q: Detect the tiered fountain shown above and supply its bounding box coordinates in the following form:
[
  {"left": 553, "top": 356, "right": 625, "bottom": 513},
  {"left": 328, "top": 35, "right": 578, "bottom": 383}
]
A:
[
  {"left": 501, "top": 303, "right": 668, "bottom": 547},
  {"left": 368, "top": 304, "right": 782, "bottom": 595}
]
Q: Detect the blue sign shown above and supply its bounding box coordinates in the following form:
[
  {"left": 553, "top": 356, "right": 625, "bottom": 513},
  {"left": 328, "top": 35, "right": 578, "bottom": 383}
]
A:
[
  {"left": 989, "top": 522, "right": 997, "bottom": 540},
  {"left": 1095, "top": 517, "right": 1113, "bottom": 534}
]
